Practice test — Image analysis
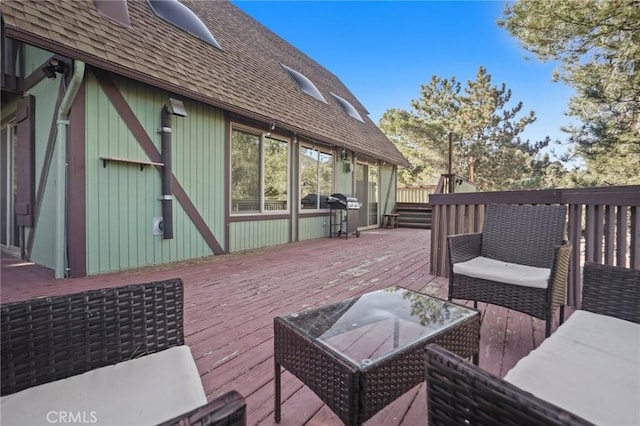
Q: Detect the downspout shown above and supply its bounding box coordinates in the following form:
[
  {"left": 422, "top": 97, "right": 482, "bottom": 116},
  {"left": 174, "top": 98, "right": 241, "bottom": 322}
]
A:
[
  {"left": 55, "top": 60, "right": 85, "bottom": 278},
  {"left": 160, "top": 106, "right": 173, "bottom": 239},
  {"left": 159, "top": 98, "right": 187, "bottom": 240}
]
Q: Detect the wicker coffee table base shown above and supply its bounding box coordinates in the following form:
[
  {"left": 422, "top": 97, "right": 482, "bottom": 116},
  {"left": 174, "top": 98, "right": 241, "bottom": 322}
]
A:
[{"left": 274, "top": 313, "right": 480, "bottom": 425}]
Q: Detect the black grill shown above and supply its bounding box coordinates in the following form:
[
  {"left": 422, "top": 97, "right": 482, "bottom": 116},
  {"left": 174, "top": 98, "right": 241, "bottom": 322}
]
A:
[
  {"left": 327, "top": 193, "right": 359, "bottom": 210},
  {"left": 328, "top": 193, "right": 360, "bottom": 238}
]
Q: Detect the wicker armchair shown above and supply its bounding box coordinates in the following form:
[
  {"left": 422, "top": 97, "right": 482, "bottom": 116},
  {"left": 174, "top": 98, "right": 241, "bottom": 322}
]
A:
[
  {"left": 1, "top": 279, "right": 246, "bottom": 426},
  {"left": 426, "top": 262, "right": 640, "bottom": 425},
  {"left": 448, "top": 204, "right": 571, "bottom": 337}
]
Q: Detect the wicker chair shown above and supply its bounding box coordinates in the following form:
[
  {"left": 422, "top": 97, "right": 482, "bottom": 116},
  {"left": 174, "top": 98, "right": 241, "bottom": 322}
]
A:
[
  {"left": 426, "top": 262, "right": 640, "bottom": 425},
  {"left": 448, "top": 204, "right": 571, "bottom": 337},
  {"left": 1, "top": 278, "right": 246, "bottom": 426}
]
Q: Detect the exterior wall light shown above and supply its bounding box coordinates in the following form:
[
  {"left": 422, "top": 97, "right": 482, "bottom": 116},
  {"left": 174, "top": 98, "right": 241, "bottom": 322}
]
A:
[{"left": 42, "top": 58, "right": 69, "bottom": 79}]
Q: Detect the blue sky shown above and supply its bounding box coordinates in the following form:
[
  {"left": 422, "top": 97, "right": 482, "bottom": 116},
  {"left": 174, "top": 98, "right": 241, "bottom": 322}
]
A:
[{"left": 232, "top": 1, "right": 577, "bottom": 156}]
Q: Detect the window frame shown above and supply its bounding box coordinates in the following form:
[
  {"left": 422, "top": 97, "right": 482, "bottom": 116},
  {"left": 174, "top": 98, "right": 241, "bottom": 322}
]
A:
[
  {"left": 298, "top": 143, "right": 335, "bottom": 212},
  {"left": 230, "top": 123, "right": 291, "bottom": 216}
]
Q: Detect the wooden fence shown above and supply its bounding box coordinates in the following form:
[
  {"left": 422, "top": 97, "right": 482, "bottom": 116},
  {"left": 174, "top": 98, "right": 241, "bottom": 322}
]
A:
[
  {"left": 396, "top": 185, "right": 436, "bottom": 203},
  {"left": 429, "top": 185, "right": 640, "bottom": 307}
]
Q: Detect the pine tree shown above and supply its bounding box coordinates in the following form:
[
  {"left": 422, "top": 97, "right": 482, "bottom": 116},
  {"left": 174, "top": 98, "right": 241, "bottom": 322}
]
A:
[{"left": 379, "top": 66, "right": 561, "bottom": 191}]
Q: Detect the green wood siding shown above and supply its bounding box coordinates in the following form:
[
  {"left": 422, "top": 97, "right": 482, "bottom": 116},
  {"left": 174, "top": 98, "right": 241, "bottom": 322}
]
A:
[
  {"left": 26, "top": 76, "right": 63, "bottom": 270},
  {"left": 298, "top": 215, "right": 329, "bottom": 241},
  {"left": 1, "top": 99, "right": 18, "bottom": 122},
  {"left": 229, "top": 219, "right": 289, "bottom": 251},
  {"left": 25, "top": 46, "right": 53, "bottom": 76},
  {"left": 85, "top": 73, "right": 225, "bottom": 274},
  {"left": 379, "top": 164, "right": 396, "bottom": 215},
  {"left": 334, "top": 159, "right": 353, "bottom": 194}
]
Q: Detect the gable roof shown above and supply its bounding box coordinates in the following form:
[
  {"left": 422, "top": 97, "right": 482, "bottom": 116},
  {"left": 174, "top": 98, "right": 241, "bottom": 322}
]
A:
[{"left": 1, "top": 0, "right": 410, "bottom": 167}]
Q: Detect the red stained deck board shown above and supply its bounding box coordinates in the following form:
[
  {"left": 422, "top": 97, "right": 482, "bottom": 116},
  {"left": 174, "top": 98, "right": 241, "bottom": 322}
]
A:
[
  {"left": 1, "top": 227, "right": 543, "bottom": 425},
  {"left": 402, "top": 384, "right": 428, "bottom": 425},
  {"left": 366, "top": 384, "right": 422, "bottom": 425},
  {"left": 500, "top": 311, "right": 536, "bottom": 376},
  {"left": 477, "top": 302, "right": 510, "bottom": 377}
]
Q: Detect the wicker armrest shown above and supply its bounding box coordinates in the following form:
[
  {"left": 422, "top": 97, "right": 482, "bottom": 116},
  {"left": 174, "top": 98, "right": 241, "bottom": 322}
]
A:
[
  {"left": 161, "top": 391, "right": 247, "bottom": 426},
  {"left": 447, "top": 233, "right": 482, "bottom": 264},
  {"left": 582, "top": 262, "right": 640, "bottom": 324},
  {"left": 1, "top": 278, "right": 184, "bottom": 396},
  {"left": 425, "top": 344, "right": 592, "bottom": 425},
  {"left": 549, "top": 241, "right": 572, "bottom": 307}
]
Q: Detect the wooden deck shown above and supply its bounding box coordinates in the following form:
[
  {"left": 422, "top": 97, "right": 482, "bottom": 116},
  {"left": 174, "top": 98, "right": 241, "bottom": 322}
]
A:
[{"left": 1, "top": 228, "right": 557, "bottom": 425}]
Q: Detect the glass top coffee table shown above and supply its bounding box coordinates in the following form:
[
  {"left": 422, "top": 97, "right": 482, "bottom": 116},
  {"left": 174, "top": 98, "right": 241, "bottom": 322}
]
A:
[{"left": 274, "top": 286, "right": 480, "bottom": 425}]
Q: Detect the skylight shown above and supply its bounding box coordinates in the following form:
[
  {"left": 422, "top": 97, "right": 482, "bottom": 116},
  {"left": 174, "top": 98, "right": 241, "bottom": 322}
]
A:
[
  {"left": 281, "top": 64, "right": 327, "bottom": 103},
  {"left": 147, "top": 0, "right": 221, "bottom": 49},
  {"left": 330, "top": 93, "right": 364, "bottom": 122}
]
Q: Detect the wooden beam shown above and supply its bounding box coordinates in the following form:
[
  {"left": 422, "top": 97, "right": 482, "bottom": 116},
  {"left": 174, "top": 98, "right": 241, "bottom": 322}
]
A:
[{"left": 67, "top": 80, "right": 86, "bottom": 277}]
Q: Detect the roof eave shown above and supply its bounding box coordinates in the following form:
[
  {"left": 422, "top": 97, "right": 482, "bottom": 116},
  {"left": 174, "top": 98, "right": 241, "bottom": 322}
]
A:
[{"left": 5, "top": 26, "right": 408, "bottom": 167}]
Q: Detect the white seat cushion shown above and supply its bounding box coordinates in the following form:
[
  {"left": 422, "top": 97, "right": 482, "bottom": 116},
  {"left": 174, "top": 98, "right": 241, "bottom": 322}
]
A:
[
  {"left": 1, "top": 345, "right": 207, "bottom": 426},
  {"left": 453, "top": 256, "right": 550, "bottom": 289},
  {"left": 505, "top": 311, "right": 640, "bottom": 425}
]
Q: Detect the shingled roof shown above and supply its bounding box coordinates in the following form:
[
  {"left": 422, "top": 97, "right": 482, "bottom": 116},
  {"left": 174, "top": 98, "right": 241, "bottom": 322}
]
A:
[{"left": 1, "top": 0, "right": 410, "bottom": 167}]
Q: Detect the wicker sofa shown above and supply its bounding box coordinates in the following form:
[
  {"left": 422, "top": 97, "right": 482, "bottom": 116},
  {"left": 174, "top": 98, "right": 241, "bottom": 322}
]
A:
[
  {"left": 426, "top": 262, "right": 640, "bottom": 425},
  {"left": 0, "top": 278, "right": 246, "bottom": 426}
]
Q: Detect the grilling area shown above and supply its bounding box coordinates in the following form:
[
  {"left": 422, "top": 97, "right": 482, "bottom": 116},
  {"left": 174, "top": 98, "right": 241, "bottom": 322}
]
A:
[{"left": 2, "top": 184, "right": 639, "bottom": 426}]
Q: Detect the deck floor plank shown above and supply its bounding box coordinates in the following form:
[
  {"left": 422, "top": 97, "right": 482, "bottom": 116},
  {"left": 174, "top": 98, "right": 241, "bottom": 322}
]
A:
[
  {"left": 477, "top": 302, "right": 509, "bottom": 377},
  {"left": 1, "top": 227, "right": 547, "bottom": 425}
]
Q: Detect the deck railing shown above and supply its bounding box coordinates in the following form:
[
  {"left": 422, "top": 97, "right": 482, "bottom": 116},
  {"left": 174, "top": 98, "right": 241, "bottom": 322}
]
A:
[
  {"left": 396, "top": 185, "right": 436, "bottom": 203},
  {"left": 429, "top": 185, "right": 640, "bottom": 307}
]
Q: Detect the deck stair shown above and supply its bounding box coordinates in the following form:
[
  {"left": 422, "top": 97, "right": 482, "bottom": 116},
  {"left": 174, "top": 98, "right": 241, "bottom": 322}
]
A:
[{"left": 394, "top": 202, "right": 432, "bottom": 229}]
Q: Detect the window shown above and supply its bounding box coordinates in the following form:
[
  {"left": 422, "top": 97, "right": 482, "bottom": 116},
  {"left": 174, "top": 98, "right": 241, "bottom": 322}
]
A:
[
  {"left": 263, "top": 137, "right": 288, "bottom": 211},
  {"left": 281, "top": 64, "right": 327, "bottom": 103},
  {"left": 147, "top": 0, "right": 221, "bottom": 49},
  {"left": 300, "top": 146, "right": 333, "bottom": 210},
  {"left": 330, "top": 92, "right": 364, "bottom": 122},
  {"left": 231, "top": 127, "right": 289, "bottom": 214}
]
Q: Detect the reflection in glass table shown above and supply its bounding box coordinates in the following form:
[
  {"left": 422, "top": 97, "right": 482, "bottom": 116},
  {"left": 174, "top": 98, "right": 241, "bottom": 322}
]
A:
[
  {"left": 283, "top": 287, "right": 476, "bottom": 367},
  {"left": 274, "top": 286, "right": 480, "bottom": 425}
]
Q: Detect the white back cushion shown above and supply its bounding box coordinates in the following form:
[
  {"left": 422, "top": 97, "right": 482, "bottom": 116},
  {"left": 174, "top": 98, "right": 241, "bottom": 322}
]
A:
[
  {"left": 505, "top": 311, "right": 640, "bottom": 425},
  {"left": 1, "top": 345, "right": 206, "bottom": 426},
  {"left": 453, "top": 256, "right": 550, "bottom": 289}
]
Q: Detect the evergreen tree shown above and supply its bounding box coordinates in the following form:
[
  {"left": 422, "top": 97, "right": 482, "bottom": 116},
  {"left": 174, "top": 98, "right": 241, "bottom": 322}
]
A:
[
  {"left": 379, "top": 66, "right": 563, "bottom": 191},
  {"left": 500, "top": 0, "right": 640, "bottom": 185}
]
